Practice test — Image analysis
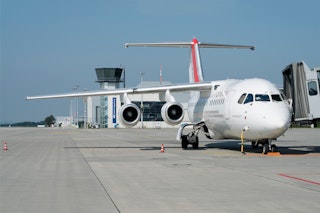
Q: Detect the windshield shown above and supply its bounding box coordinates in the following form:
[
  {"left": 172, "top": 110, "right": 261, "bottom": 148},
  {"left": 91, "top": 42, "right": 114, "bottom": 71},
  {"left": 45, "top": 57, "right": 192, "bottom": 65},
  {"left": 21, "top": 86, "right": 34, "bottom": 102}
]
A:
[
  {"left": 244, "top": 94, "right": 253, "bottom": 104},
  {"left": 255, "top": 94, "right": 270, "bottom": 102},
  {"left": 271, "top": 94, "right": 282, "bottom": 102},
  {"left": 238, "top": 93, "right": 247, "bottom": 104},
  {"left": 238, "top": 93, "right": 284, "bottom": 104}
]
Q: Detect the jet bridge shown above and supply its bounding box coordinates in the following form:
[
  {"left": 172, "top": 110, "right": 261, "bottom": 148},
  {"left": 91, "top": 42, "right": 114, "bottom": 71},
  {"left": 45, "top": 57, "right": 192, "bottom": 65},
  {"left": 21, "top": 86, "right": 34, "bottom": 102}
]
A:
[{"left": 282, "top": 61, "right": 320, "bottom": 126}]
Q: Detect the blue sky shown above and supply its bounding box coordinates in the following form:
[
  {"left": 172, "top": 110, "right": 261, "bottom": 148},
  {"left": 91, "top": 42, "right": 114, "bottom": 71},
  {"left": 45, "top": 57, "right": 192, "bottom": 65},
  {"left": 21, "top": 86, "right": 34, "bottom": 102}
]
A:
[{"left": 1, "top": 0, "right": 320, "bottom": 123}]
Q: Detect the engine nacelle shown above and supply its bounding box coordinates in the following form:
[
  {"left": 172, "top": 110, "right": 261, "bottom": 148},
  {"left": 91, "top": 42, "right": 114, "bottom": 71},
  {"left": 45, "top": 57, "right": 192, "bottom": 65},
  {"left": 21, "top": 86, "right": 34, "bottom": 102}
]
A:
[
  {"left": 161, "top": 102, "right": 184, "bottom": 125},
  {"left": 119, "top": 103, "right": 141, "bottom": 127}
]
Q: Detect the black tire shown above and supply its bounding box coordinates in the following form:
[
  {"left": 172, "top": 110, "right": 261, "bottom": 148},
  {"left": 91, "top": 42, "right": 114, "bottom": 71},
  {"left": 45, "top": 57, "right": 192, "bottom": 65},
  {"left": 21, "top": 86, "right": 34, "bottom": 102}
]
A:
[
  {"left": 262, "top": 143, "right": 269, "bottom": 154},
  {"left": 181, "top": 135, "right": 188, "bottom": 149},
  {"left": 192, "top": 136, "right": 199, "bottom": 149},
  {"left": 271, "top": 144, "right": 277, "bottom": 152},
  {"left": 251, "top": 141, "right": 258, "bottom": 149}
]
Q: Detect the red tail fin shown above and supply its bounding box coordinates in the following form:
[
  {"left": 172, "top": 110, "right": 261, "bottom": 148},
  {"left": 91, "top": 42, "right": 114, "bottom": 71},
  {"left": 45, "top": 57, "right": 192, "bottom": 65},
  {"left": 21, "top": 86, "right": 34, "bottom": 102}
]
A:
[{"left": 189, "top": 38, "right": 204, "bottom": 83}]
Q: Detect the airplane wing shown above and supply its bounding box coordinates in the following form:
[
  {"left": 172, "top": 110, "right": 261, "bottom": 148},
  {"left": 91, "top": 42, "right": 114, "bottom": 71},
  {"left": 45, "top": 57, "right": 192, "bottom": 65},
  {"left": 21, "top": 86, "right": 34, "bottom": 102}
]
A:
[{"left": 25, "top": 82, "right": 212, "bottom": 100}]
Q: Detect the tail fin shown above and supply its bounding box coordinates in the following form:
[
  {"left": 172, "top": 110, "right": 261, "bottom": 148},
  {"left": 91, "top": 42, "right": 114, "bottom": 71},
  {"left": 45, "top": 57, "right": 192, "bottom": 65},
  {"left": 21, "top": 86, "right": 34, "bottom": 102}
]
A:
[
  {"left": 189, "top": 38, "right": 203, "bottom": 83},
  {"left": 125, "top": 38, "right": 255, "bottom": 83}
]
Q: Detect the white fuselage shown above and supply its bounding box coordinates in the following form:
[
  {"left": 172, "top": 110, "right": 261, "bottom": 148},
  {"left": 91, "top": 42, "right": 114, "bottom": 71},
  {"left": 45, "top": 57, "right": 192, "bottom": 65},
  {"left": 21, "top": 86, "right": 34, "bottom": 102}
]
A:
[{"left": 188, "top": 78, "right": 292, "bottom": 140}]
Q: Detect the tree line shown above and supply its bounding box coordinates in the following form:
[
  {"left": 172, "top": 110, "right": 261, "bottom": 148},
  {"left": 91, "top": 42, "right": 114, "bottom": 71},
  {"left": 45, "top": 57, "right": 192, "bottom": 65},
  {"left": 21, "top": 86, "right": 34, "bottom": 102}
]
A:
[{"left": 0, "top": 115, "right": 56, "bottom": 127}]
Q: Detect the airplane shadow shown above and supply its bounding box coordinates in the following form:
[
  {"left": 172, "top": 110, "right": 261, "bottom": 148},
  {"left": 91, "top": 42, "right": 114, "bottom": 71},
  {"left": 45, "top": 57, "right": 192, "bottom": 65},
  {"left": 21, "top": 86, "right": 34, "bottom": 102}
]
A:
[
  {"left": 65, "top": 141, "right": 320, "bottom": 155},
  {"left": 204, "top": 140, "right": 320, "bottom": 155},
  {"left": 64, "top": 146, "right": 180, "bottom": 151}
]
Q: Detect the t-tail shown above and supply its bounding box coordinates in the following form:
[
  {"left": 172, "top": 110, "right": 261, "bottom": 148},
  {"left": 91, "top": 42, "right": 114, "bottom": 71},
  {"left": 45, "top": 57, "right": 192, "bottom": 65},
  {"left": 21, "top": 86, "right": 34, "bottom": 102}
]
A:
[{"left": 125, "top": 38, "right": 255, "bottom": 83}]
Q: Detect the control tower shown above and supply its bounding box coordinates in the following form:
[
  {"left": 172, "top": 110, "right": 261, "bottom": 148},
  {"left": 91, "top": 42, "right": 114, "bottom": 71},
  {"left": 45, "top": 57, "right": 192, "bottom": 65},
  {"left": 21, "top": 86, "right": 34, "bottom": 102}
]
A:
[{"left": 95, "top": 68, "right": 124, "bottom": 128}]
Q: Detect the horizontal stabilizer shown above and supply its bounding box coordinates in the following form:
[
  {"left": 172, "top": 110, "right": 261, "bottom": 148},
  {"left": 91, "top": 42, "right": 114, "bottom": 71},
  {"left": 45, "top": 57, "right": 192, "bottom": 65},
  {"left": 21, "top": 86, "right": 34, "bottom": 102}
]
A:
[{"left": 125, "top": 41, "right": 255, "bottom": 50}]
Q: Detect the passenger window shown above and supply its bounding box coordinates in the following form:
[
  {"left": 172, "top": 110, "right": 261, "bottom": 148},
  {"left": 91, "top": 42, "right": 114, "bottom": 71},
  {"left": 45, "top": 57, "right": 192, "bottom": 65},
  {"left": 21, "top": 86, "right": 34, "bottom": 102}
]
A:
[
  {"left": 308, "top": 81, "right": 318, "bottom": 96},
  {"left": 244, "top": 94, "right": 253, "bottom": 104},
  {"left": 271, "top": 94, "right": 282, "bottom": 102},
  {"left": 255, "top": 94, "right": 270, "bottom": 102},
  {"left": 238, "top": 93, "right": 246, "bottom": 104}
]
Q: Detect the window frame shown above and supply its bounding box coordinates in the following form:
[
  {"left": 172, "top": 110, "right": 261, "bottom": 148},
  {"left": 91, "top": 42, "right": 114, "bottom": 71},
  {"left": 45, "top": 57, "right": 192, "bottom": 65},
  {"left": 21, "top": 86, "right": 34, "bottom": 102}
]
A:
[{"left": 308, "top": 81, "right": 318, "bottom": 96}]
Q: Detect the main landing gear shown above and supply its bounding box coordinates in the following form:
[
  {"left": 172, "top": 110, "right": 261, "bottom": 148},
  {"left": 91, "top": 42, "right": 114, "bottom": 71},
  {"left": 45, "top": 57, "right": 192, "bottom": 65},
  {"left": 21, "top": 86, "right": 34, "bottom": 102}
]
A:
[
  {"left": 251, "top": 139, "right": 277, "bottom": 154},
  {"left": 181, "top": 133, "right": 199, "bottom": 149},
  {"left": 178, "top": 123, "right": 204, "bottom": 150}
]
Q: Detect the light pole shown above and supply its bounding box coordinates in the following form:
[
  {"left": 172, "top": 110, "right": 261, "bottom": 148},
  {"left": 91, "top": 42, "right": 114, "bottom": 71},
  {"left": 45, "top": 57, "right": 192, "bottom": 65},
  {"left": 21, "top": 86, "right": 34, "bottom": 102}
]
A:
[
  {"left": 69, "top": 99, "right": 73, "bottom": 125},
  {"left": 138, "top": 72, "right": 144, "bottom": 128},
  {"left": 73, "top": 85, "right": 79, "bottom": 127},
  {"left": 83, "top": 88, "right": 88, "bottom": 129}
]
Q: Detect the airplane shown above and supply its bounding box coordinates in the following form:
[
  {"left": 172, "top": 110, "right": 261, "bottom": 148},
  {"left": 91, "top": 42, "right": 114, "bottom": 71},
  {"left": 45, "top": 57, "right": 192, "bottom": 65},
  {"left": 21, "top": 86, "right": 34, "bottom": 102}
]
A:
[{"left": 26, "top": 38, "right": 292, "bottom": 154}]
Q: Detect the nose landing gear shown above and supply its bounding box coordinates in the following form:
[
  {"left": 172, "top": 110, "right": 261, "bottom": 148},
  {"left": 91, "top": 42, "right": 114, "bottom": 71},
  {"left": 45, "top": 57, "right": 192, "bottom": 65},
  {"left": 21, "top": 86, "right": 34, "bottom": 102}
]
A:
[{"left": 252, "top": 139, "right": 277, "bottom": 154}]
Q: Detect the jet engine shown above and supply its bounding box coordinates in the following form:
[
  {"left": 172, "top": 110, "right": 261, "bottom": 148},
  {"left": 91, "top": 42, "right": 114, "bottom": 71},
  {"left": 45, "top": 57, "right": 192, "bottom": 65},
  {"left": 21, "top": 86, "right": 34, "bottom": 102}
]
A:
[
  {"left": 161, "top": 102, "right": 184, "bottom": 125},
  {"left": 119, "top": 103, "right": 141, "bottom": 127}
]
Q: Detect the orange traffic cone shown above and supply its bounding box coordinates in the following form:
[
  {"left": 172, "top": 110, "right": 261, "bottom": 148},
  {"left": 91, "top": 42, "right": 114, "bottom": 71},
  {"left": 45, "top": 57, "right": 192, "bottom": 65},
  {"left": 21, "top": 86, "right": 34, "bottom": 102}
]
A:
[
  {"left": 160, "top": 144, "right": 165, "bottom": 153},
  {"left": 3, "top": 142, "right": 8, "bottom": 151}
]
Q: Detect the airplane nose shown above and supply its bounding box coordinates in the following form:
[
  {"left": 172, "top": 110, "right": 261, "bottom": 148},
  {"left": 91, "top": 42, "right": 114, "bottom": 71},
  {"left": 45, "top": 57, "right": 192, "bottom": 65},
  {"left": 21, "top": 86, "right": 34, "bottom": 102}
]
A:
[
  {"left": 263, "top": 104, "right": 291, "bottom": 133},
  {"left": 247, "top": 103, "right": 291, "bottom": 139},
  {"left": 273, "top": 115, "right": 291, "bottom": 130}
]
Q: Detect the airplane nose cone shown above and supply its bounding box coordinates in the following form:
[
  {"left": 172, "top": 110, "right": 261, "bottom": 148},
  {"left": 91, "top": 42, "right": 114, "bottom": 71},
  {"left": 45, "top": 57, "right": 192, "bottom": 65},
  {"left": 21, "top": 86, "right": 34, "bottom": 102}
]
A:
[
  {"left": 272, "top": 115, "right": 291, "bottom": 130},
  {"left": 263, "top": 104, "right": 291, "bottom": 135},
  {"left": 246, "top": 103, "right": 292, "bottom": 139}
]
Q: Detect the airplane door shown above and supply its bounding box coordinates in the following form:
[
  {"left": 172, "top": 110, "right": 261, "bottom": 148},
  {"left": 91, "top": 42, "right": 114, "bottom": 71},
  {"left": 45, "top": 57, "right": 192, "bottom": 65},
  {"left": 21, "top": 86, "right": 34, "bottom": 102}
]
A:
[{"left": 225, "top": 90, "right": 236, "bottom": 120}]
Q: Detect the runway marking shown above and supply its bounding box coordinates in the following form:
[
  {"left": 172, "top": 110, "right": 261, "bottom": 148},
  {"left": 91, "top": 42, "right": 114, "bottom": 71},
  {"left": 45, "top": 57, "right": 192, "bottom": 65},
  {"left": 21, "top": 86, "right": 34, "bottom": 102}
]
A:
[
  {"left": 76, "top": 144, "right": 121, "bottom": 213},
  {"left": 278, "top": 174, "right": 320, "bottom": 186}
]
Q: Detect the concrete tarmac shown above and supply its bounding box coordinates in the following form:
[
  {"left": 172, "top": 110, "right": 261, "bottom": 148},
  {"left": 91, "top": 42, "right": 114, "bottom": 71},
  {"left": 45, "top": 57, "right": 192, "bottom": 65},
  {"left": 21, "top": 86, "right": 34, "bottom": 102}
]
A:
[{"left": 0, "top": 127, "right": 319, "bottom": 212}]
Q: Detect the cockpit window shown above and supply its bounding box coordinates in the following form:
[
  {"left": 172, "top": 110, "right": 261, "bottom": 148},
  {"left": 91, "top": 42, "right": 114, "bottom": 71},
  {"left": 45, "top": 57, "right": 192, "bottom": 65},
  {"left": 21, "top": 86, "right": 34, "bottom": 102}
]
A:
[
  {"left": 271, "top": 94, "right": 282, "bottom": 102},
  {"left": 238, "top": 93, "right": 246, "bottom": 104},
  {"left": 255, "top": 94, "right": 270, "bottom": 102},
  {"left": 244, "top": 94, "right": 253, "bottom": 104}
]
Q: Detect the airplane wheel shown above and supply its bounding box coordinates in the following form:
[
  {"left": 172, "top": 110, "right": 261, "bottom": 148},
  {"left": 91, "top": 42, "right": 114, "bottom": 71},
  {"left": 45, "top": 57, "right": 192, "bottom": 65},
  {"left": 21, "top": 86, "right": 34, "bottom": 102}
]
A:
[
  {"left": 181, "top": 135, "right": 188, "bottom": 149},
  {"left": 251, "top": 141, "right": 258, "bottom": 149},
  {"left": 192, "top": 136, "right": 199, "bottom": 149},
  {"left": 262, "top": 143, "right": 269, "bottom": 154},
  {"left": 271, "top": 144, "right": 277, "bottom": 152}
]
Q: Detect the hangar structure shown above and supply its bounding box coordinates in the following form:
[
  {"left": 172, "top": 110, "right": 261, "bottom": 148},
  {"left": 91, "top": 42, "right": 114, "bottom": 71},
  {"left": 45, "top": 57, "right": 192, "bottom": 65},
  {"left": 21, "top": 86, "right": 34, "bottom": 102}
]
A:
[{"left": 85, "top": 68, "right": 189, "bottom": 128}]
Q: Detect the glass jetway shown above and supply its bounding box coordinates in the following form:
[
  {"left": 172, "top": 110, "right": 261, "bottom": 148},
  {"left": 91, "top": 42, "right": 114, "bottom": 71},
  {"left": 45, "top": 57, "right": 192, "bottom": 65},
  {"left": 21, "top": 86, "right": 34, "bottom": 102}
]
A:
[{"left": 282, "top": 61, "right": 320, "bottom": 126}]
